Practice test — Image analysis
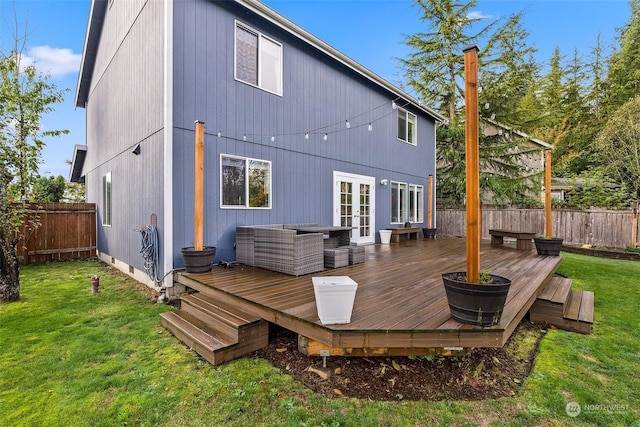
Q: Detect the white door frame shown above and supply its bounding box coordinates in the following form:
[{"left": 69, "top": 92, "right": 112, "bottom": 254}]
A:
[{"left": 333, "top": 171, "right": 376, "bottom": 245}]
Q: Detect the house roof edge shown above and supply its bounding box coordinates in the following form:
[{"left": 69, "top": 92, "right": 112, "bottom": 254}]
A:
[{"left": 237, "top": 0, "right": 445, "bottom": 123}]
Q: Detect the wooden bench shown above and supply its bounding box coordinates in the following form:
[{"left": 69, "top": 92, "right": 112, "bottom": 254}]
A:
[
  {"left": 489, "top": 229, "right": 536, "bottom": 250},
  {"left": 389, "top": 227, "right": 421, "bottom": 243}
]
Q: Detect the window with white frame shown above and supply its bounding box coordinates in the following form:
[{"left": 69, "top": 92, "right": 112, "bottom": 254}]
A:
[
  {"left": 391, "top": 181, "right": 423, "bottom": 224},
  {"left": 221, "top": 155, "right": 271, "bottom": 208},
  {"left": 102, "top": 172, "right": 112, "bottom": 226},
  {"left": 409, "top": 184, "right": 424, "bottom": 223},
  {"left": 397, "top": 108, "right": 417, "bottom": 145},
  {"left": 235, "top": 22, "right": 283, "bottom": 96}
]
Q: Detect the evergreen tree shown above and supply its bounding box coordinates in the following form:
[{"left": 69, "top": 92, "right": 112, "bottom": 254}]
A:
[
  {"left": 402, "top": 0, "right": 542, "bottom": 206},
  {"left": 604, "top": 0, "right": 640, "bottom": 116}
]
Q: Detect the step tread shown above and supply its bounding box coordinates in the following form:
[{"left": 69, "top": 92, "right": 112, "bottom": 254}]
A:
[
  {"left": 160, "top": 311, "right": 234, "bottom": 350},
  {"left": 537, "top": 276, "right": 562, "bottom": 301},
  {"left": 184, "top": 293, "right": 262, "bottom": 326},
  {"left": 550, "top": 277, "right": 573, "bottom": 304},
  {"left": 578, "top": 290, "right": 595, "bottom": 323},
  {"left": 563, "top": 289, "right": 583, "bottom": 320}
]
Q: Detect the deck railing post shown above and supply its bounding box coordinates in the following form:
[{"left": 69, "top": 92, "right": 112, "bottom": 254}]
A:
[
  {"left": 545, "top": 149, "right": 552, "bottom": 239},
  {"left": 194, "top": 120, "right": 205, "bottom": 252},
  {"left": 464, "top": 45, "right": 480, "bottom": 283}
]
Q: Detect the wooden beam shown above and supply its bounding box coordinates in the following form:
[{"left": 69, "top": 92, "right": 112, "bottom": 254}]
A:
[
  {"left": 298, "top": 335, "right": 472, "bottom": 357},
  {"left": 194, "top": 121, "right": 205, "bottom": 251},
  {"left": 427, "top": 174, "right": 434, "bottom": 228},
  {"left": 545, "top": 149, "right": 552, "bottom": 238},
  {"left": 464, "top": 45, "right": 480, "bottom": 283}
]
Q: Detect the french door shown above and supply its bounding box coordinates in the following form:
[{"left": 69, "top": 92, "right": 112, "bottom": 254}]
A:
[{"left": 333, "top": 171, "right": 375, "bottom": 245}]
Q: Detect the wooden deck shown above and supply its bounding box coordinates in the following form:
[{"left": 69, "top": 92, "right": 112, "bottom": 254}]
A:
[{"left": 173, "top": 238, "right": 561, "bottom": 354}]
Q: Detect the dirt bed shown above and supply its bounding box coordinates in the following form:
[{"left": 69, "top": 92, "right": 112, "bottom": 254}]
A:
[{"left": 251, "top": 320, "right": 547, "bottom": 401}]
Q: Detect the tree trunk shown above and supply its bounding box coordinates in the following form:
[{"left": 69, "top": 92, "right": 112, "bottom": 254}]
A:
[{"left": 0, "top": 233, "right": 20, "bottom": 303}]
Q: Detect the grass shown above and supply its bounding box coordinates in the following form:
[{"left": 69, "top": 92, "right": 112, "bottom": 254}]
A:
[{"left": 1, "top": 255, "right": 639, "bottom": 426}]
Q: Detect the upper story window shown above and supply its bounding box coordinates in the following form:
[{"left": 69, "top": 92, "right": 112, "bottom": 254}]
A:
[
  {"left": 397, "top": 108, "right": 417, "bottom": 145},
  {"left": 235, "top": 22, "right": 283, "bottom": 96},
  {"left": 221, "top": 154, "right": 272, "bottom": 209}
]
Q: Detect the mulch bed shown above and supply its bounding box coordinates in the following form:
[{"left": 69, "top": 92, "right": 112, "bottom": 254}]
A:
[{"left": 251, "top": 320, "right": 547, "bottom": 401}]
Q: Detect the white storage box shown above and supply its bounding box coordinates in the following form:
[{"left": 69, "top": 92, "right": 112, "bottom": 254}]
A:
[{"left": 312, "top": 276, "right": 358, "bottom": 324}]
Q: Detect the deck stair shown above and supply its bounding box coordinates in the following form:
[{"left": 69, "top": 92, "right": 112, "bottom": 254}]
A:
[
  {"left": 160, "top": 292, "right": 268, "bottom": 365},
  {"left": 530, "top": 276, "right": 594, "bottom": 334}
]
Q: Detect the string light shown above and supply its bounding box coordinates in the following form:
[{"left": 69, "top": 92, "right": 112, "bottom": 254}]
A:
[{"left": 208, "top": 97, "right": 404, "bottom": 143}]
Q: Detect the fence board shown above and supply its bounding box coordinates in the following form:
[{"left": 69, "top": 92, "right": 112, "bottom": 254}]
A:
[
  {"left": 437, "top": 207, "right": 637, "bottom": 249},
  {"left": 13, "top": 203, "right": 97, "bottom": 265}
]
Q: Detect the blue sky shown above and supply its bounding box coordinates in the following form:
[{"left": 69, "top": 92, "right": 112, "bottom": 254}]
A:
[{"left": 0, "top": 0, "right": 632, "bottom": 179}]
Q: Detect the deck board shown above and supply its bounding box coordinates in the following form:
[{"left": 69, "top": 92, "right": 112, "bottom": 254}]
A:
[{"left": 174, "top": 238, "right": 561, "bottom": 350}]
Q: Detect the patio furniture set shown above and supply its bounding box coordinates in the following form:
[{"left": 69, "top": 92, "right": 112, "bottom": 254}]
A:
[{"left": 236, "top": 224, "right": 364, "bottom": 276}]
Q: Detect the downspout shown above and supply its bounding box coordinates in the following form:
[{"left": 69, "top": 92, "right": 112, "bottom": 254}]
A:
[{"left": 162, "top": 0, "right": 174, "bottom": 289}]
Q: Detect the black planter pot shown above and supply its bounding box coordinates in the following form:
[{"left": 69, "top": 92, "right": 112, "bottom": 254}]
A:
[
  {"left": 534, "top": 237, "right": 563, "bottom": 256},
  {"left": 181, "top": 246, "right": 216, "bottom": 273},
  {"left": 423, "top": 228, "right": 437, "bottom": 239},
  {"left": 442, "top": 272, "right": 512, "bottom": 327}
]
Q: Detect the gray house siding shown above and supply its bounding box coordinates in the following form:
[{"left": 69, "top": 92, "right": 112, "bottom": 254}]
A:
[
  {"left": 82, "top": 0, "right": 166, "bottom": 282},
  {"left": 171, "top": 0, "right": 437, "bottom": 263}
]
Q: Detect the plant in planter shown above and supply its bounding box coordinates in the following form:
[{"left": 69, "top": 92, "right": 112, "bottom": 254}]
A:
[
  {"left": 442, "top": 270, "right": 512, "bottom": 327},
  {"left": 534, "top": 149, "right": 563, "bottom": 256}
]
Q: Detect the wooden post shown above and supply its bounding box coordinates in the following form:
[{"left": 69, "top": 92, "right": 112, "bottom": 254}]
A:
[
  {"left": 632, "top": 201, "right": 638, "bottom": 248},
  {"left": 194, "top": 120, "right": 205, "bottom": 252},
  {"left": 545, "top": 149, "right": 552, "bottom": 239},
  {"left": 464, "top": 45, "right": 480, "bottom": 283},
  {"left": 427, "top": 174, "right": 434, "bottom": 228}
]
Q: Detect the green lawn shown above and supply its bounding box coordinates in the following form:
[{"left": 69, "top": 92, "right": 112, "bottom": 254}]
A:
[{"left": 1, "top": 254, "right": 639, "bottom": 426}]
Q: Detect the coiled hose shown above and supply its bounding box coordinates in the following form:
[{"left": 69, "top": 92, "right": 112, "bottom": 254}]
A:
[{"left": 139, "top": 225, "right": 159, "bottom": 283}]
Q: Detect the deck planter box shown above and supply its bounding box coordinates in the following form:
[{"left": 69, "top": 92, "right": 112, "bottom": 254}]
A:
[
  {"left": 442, "top": 272, "right": 511, "bottom": 327},
  {"left": 379, "top": 230, "right": 392, "bottom": 244},
  {"left": 181, "top": 246, "right": 216, "bottom": 273},
  {"left": 534, "top": 237, "right": 563, "bottom": 256},
  {"left": 312, "top": 276, "right": 358, "bottom": 324}
]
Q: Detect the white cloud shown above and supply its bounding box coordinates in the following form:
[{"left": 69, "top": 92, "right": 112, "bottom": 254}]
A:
[
  {"left": 468, "top": 11, "right": 492, "bottom": 20},
  {"left": 22, "top": 46, "right": 81, "bottom": 79}
]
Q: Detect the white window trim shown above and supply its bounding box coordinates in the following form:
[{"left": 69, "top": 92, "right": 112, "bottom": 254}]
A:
[
  {"left": 220, "top": 154, "right": 272, "bottom": 210},
  {"left": 390, "top": 181, "right": 408, "bottom": 224},
  {"left": 234, "top": 21, "right": 283, "bottom": 97},
  {"left": 409, "top": 184, "right": 424, "bottom": 223},
  {"left": 397, "top": 107, "right": 417, "bottom": 145},
  {"left": 102, "top": 172, "right": 112, "bottom": 227}
]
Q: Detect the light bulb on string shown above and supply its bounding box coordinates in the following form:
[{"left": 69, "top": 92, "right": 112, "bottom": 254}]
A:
[
  {"left": 323, "top": 133, "right": 328, "bottom": 141},
  {"left": 368, "top": 123, "right": 373, "bottom": 132},
  {"left": 345, "top": 120, "right": 351, "bottom": 129},
  {"left": 304, "top": 132, "right": 309, "bottom": 140},
  {"left": 217, "top": 130, "right": 222, "bottom": 138},
  {"left": 392, "top": 101, "right": 397, "bottom": 110},
  {"left": 243, "top": 134, "right": 247, "bottom": 141},
  {"left": 270, "top": 135, "right": 275, "bottom": 142}
]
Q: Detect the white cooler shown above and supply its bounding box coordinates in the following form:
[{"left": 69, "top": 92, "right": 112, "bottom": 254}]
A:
[{"left": 312, "top": 276, "right": 358, "bottom": 324}]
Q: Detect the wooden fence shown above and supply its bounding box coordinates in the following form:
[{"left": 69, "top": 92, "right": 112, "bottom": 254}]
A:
[
  {"left": 14, "top": 203, "right": 97, "bottom": 265},
  {"left": 436, "top": 207, "right": 638, "bottom": 249}
]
